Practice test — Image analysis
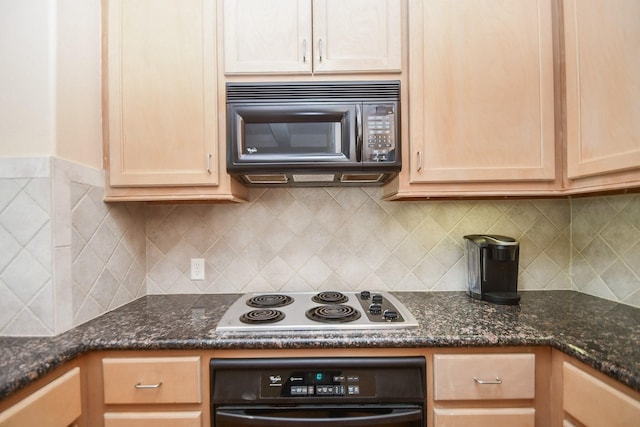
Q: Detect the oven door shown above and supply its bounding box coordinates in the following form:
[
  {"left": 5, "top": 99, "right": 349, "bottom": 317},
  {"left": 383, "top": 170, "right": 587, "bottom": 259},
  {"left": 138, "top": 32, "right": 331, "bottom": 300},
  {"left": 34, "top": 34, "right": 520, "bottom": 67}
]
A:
[
  {"left": 214, "top": 404, "right": 423, "bottom": 427},
  {"left": 227, "top": 103, "right": 358, "bottom": 167}
]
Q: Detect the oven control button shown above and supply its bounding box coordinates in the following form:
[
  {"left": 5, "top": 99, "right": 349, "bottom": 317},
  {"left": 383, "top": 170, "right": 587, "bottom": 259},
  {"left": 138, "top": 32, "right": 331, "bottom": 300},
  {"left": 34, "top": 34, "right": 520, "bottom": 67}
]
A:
[
  {"left": 369, "top": 304, "right": 382, "bottom": 314},
  {"left": 347, "top": 375, "right": 360, "bottom": 382},
  {"left": 372, "top": 294, "right": 383, "bottom": 304},
  {"left": 347, "top": 385, "right": 360, "bottom": 395},
  {"left": 383, "top": 310, "right": 398, "bottom": 321},
  {"left": 291, "top": 386, "right": 309, "bottom": 395},
  {"left": 316, "top": 385, "right": 345, "bottom": 395},
  {"left": 333, "top": 375, "right": 345, "bottom": 382},
  {"left": 359, "top": 291, "right": 371, "bottom": 300}
]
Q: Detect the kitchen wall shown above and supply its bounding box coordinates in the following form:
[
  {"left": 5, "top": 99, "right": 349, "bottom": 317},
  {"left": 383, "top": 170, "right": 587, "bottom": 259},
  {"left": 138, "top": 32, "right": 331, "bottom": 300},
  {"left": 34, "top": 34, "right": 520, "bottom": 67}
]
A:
[
  {"left": 144, "top": 188, "right": 640, "bottom": 309},
  {"left": 2, "top": 1, "right": 639, "bottom": 336},
  {"left": 0, "top": 158, "right": 145, "bottom": 336},
  {"left": 0, "top": 158, "right": 54, "bottom": 335},
  {"left": 0, "top": 0, "right": 102, "bottom": 168},
  {"left": 571, "top": 195, "right": 640, "bottom": 307},
  {"left": 2, "top": 159, "right": 640, "bottom": 336},
  {"left": 146, "top": 188, "right": 572, "bottom": 294}
]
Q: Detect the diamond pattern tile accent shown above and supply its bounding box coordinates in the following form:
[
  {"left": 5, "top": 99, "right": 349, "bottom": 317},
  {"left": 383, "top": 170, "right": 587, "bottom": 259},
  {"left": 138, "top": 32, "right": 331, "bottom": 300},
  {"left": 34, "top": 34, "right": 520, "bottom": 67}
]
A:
[
  {"left": 146, "top": 189, "right": 578, "bottom": 297},
  {"left": 71, "top": 190, "right": 147, "bottom": 326},
  {"left": 0, "top": 176, "right": 54, "bottom": 336},
  {"left": 572, "top": 194, "right": 640, "bottom": 307}
]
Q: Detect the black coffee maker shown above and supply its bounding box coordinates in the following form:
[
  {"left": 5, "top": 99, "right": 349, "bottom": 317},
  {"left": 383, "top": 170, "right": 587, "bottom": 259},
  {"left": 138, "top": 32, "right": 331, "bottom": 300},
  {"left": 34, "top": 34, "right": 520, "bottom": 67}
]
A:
[{"left": 463, "top": 234, "right": 521, "bottom": 305}]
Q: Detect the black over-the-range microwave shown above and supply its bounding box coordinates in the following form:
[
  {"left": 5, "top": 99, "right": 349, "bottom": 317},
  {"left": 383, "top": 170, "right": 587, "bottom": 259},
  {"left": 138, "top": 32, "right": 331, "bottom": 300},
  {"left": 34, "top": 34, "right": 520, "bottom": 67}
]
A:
[{"left": 226, "top": 81, "right": 401, "bottom": 186}]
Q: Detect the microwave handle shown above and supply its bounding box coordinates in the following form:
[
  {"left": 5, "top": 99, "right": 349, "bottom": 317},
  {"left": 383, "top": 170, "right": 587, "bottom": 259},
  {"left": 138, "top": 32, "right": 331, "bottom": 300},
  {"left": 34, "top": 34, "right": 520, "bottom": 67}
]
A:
[{"left": 356, "top": 104, "right": 363, "bottom": 162}]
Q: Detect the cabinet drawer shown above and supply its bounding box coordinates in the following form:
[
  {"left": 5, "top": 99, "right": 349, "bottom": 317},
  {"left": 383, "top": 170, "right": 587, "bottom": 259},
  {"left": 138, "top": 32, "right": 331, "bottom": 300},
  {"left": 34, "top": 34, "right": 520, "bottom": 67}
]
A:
[
  {"left": 563, "top": 362, "right": 640, "bottom": 426},
  {"left": 434, "top": 408, "right": 535, "bottom": 427},
  {"left": 0, "top": 367, "right": 81, "bottom": 427},
  {"left": 104, "top": 411, "right": 202, "bottom": 427},
  {"left": 434, "top": 354, "right": 535, "bottom": 401},
  {"left": 103, "top": 357, "right": 201, "bottom": 404}
]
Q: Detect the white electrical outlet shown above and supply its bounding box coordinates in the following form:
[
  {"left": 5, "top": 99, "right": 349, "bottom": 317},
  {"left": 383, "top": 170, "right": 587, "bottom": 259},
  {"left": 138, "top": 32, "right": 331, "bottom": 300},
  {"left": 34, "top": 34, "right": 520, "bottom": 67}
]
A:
[{"left": 190, "top": 258, "right": 205, "bottom": 280}]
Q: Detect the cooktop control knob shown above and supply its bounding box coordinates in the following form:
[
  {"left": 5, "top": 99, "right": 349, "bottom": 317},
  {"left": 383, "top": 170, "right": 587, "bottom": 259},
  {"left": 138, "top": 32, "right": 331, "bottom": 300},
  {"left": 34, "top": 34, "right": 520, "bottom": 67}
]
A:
[
  {"left": 369, "top": 304, "right": 382, "bottom": 314},
  {"left": 383, "top": 310, "right": 398, "bottom": 321},
  {"left": 360, "top": 291, "right": 371, "bottom": 300},
  {"left": 372, "top": 294, "right": 383, "bottom": 304}
]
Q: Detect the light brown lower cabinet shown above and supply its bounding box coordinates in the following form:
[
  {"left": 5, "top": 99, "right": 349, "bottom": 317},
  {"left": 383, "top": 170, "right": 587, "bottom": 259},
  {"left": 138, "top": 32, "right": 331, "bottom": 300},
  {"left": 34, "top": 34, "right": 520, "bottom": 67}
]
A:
[
  {"left": 104, "top": 411, "right": 202, "bottom": 427},
  {"left": 6, "top": 347, "right": 640, "bottom": 427},
  {"left": 91, "top": 354, "right": 205, "bottom": 427},
  {"left": 432, "top": 351, "right": 541, "bottom": 427},
  {"left": 102, "top": 356, "right": 201, "bottom": 404},
  {"left": 433, "top": 407, "right": 535, "bottom": 427},
  {"left": 0, "top": 367, "right": 82, "bottom": 427},
  {"left": 552, "top": 350, "right": 640, "bottom": 427}
]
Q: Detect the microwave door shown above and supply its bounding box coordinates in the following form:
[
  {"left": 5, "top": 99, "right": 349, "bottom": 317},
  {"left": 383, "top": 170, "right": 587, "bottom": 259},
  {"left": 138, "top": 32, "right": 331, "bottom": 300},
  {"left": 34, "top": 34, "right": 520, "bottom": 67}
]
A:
[
  {"left": 230, "top": 105, "right": 356, "bottom": 164},
  {"left": 265, "top": 123, "right": 292, "bottom": 151}
]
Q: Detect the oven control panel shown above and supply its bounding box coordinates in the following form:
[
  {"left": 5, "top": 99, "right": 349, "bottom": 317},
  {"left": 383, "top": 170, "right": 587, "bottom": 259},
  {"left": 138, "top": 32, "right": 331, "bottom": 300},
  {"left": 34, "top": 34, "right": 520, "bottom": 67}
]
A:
[{"left": 261, "top": 369, "right": 374, "bottom": 398}]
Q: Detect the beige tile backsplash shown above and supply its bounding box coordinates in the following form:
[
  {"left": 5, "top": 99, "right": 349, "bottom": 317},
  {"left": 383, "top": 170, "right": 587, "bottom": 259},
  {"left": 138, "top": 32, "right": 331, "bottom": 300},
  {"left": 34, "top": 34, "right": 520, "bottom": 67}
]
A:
[
  {"left": 0, "top": 158, "right": 146, "bottom": 336},
  {"left": 1, "top": 158, "right": 639, "bottom": 336},
  {"left": 146, "top": 189, "right": 573, "bottom": 295}
]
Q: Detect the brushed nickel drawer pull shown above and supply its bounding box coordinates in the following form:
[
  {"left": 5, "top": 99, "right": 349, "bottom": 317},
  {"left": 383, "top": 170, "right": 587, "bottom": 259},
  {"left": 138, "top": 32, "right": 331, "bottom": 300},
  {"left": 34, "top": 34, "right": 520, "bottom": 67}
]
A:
[
  {"left": 135, "top": 381, "right": 163, "bottom": 389},
  {"left": 473, "top": 377, "right": 502, "bottom": 385}
]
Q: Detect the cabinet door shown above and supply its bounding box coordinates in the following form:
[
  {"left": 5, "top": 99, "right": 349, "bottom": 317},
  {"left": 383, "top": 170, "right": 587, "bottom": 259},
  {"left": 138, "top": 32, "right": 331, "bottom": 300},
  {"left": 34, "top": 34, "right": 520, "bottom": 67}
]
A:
[
  {"left": 564, "top": 0, "right": 640, "bottom": 181},
  {"left": 0, "top": 368, "right": 81, "bottom": 427},
  {"left": 434, "top": 408, "right": 535, "bottom": 427},
  {"left": 312, "top": 0, "right": 401, "bottom": 73},
  {"left": 107, "top": 0, "right": 217, "bottom": 186},
  {"left": 104, "top": 412, "right": 202, "bottom": 427},
  {"left": 102, "top": 357, "right": 201, "bottom": 405},
  {"left": 433, "top": 354, "right": 536, "bottom": 401},
  {"left": 408, "top": 0, "right": 555, "bottom": 183},
  {"left": 563, "top": 362, "right": 640, "bottom": 427},
  {"left": 223, "top": 0, "right": 313, "bottom": 74}
]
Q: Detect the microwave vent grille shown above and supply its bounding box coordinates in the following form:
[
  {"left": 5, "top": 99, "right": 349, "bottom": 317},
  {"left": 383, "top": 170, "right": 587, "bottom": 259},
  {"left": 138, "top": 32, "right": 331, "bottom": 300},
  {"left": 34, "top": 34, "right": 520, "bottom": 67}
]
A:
[{"left": 226, "top": 81, "right": 400, "bottom": 103}]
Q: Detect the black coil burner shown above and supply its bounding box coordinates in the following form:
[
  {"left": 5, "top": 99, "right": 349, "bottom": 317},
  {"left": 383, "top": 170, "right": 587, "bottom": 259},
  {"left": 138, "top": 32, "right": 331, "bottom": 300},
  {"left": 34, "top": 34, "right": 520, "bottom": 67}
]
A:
[
  {"left": 240, "top": 309, "right": 285, "bottom": 324},
  {"left": 311, "top": 291, "right": 349, "bottom": 304},
  {"left": 246, "top": 294, "right": 294, "bottom": 308},
  {"left": 306, "top": 305, "right": 361, "bottom": 323}
]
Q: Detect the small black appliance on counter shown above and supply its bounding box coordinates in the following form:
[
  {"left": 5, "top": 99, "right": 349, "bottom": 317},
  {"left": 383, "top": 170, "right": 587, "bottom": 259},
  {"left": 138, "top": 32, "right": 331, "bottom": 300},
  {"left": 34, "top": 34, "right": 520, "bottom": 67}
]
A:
[{"left": 464, "top": 234, "right": 521, "bottom": 305}]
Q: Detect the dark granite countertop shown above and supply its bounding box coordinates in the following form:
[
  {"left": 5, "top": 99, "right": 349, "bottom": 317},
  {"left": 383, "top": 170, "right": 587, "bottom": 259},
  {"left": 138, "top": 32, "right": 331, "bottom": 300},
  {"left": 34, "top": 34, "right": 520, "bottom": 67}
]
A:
[{"left": 1, "top": 291, "right": 639, "bottom": 401}]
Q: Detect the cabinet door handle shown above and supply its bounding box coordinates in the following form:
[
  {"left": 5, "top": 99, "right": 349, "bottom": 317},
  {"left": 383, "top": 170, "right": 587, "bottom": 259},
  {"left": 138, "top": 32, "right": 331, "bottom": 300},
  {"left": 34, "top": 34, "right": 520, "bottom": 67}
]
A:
[
  {"left": 416, "top": 151, "right": 423, "bottom": 172},
  {"left": 303, "top": 39, "right": 307, "bottom": 63},
  {"left": 318, "top": 38, "right": 323, "bottom": 62},
  {"left": 135, "top": 381, "right": 163, "bottom": 389},
  {"left": 473, "top": 377, "right": 502, "bottom": 385},
  {"left": 207, "top": 153, "right": 212, "bottom": 174}
]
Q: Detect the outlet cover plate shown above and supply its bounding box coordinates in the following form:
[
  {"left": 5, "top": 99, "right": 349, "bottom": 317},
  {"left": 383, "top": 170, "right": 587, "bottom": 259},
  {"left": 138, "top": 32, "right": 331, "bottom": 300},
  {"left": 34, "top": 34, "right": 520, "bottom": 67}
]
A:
[{"left": 190, "top": 258, "right": 205, "bottom": 280}]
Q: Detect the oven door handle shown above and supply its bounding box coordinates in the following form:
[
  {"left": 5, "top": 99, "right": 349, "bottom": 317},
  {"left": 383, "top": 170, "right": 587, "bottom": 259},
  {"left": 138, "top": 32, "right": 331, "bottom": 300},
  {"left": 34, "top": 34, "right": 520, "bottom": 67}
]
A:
[{"left": 215, "top": 406, "right": 423, "bottom": 426}]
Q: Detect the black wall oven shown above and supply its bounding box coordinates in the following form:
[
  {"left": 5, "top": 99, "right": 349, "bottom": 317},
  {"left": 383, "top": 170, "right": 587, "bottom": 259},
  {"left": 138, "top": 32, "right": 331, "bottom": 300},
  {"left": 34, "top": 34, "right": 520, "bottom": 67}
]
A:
[
  {"left": 226, "top": 81, "right": 401, "bottom": 186},
  {"left": 210, "top": 357, "right": 426, "bottom": 426}
]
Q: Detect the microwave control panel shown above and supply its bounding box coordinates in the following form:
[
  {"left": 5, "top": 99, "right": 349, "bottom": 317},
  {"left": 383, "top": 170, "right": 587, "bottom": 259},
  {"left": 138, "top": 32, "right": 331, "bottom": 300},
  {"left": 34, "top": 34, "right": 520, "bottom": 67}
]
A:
[{"left": 362, "top": 103, "right": 397, "bottom": 163}]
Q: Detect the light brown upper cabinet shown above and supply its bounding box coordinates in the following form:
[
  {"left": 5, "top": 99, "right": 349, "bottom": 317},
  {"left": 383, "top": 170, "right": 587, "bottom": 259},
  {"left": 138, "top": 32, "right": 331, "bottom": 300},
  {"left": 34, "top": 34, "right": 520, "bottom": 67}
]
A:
[
  {"left": 222, "top": 0, "right": 402, "bottom": 75},
  {"left": 563, "top": 0, "right": 640, "bottom": 194},
  {"left": 104, "top": 0, "right": 247, "bottom": 202},
  {"left": 385, "top": 0, "right": 559, "bottom": 199}
]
